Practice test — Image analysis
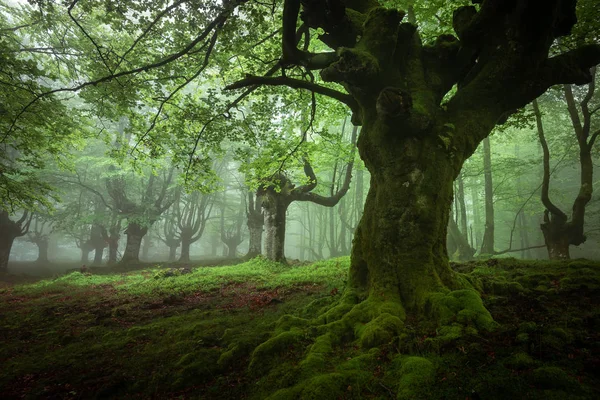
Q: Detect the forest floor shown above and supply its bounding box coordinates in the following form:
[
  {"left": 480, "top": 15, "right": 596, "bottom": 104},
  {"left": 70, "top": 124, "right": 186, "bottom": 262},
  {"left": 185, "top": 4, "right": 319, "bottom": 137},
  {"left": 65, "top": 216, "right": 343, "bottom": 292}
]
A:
[{"left": 0, "top": 257, "right": 598, "bottom": 399}]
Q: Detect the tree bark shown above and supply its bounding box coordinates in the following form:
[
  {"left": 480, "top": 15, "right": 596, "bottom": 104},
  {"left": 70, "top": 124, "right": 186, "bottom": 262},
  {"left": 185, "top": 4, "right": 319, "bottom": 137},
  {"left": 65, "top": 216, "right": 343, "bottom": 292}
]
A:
[
  {"left": 168, "top": 244, "right": 178, "bottom": 262},
  {"left": 121, "top": 222, "right": 147, "bottom": 263},
  {"left": 35, "top": 237, "right": 49, "bottom": 264},
  {"left": 0, "top": 211, "right": 30, "bottom": 271},
  {"left": 179, "top": 231, "right": 192, "bottom": 262},
  {"left": 480, "top": 137, "right": 495, "bottom": 255},
  {"left": 246, "top": 191, "right": 264, "bottom": 258},
  {"left": 263, "top": 196, "right": 288, "bottom": 262},
  {"left": 350, "top": 129, "right": 462, "bottom": 309}
]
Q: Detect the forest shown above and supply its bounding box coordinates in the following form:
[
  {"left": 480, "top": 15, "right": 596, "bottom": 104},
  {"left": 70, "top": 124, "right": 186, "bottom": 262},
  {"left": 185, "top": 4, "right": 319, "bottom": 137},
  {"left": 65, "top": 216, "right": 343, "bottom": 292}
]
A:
[{"left": 1, "top": 0, "right": 599, "bottom": 399}]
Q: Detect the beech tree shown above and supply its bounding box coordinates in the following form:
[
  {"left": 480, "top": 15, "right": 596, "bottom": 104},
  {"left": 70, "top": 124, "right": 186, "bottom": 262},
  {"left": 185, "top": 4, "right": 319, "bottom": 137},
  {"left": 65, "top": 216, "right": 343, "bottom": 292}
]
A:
[
  {"left": 0, "top": 210, "right": 31, "bottom": 271},
  {"left": 533, "top": 67, "right": 599, "bottom": 259},
  {"left": 2, "top": 0, "right": 600, "bottom": 395}
]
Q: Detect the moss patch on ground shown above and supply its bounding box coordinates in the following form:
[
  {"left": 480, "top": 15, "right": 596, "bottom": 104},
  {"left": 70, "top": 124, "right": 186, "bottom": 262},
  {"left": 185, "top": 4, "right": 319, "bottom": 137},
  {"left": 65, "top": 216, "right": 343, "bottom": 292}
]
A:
[{"left": 1, "top": 257, "right": 599, "bottom": 399}]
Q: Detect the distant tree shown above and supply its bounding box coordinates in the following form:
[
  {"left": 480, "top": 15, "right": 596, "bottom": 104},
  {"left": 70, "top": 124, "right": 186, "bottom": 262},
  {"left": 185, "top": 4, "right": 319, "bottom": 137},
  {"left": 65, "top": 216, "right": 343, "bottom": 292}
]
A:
[
  {"left": 106, "top": 166, "right": 176, "bottom": 263},
  {"left": 0, "top": 210, "right": 32, "bottom": 270},
  {"left": 533, "top": 67, "right": 599, "bottom": 259}
]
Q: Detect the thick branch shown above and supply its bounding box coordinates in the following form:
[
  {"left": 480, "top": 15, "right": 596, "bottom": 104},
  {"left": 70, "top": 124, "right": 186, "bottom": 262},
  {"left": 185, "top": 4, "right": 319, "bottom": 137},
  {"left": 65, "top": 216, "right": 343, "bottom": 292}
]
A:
[
  {"left": 225, "top": 75, "right": 358, "bottom": 112},
  {"left": 544, "top": 45, "right": 600, "bottom": 86},
  {"left": 282, "top": 0, "right": 338, "bottom": 69}
]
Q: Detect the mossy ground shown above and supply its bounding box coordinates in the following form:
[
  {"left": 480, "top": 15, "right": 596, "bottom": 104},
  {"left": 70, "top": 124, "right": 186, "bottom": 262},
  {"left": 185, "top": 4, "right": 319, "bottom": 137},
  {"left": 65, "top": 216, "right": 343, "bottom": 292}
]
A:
[{"left": 1, "top": 257, "right": 599, "bottom": 399}]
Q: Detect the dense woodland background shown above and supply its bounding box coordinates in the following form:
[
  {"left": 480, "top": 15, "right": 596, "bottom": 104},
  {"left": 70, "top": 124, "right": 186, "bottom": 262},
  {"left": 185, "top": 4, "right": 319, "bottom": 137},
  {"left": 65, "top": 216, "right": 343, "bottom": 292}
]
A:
[{"left": 0, "top": 0, "right": 598, "bottom": 272}]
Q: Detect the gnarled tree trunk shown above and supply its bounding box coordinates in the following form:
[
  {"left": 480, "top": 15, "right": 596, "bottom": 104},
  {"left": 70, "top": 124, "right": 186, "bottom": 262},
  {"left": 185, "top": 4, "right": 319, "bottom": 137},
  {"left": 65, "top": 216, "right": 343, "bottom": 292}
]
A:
[
  {"left": 0, "top": 210, "right": 31, "bottom": 271},
  {"left": 121, "top": 222, "right": 147, "bottom": 263},
  {"left": 179, "top": 230, "right": 193, "bottom": 262},
  {"left": 350, "top": 128, "right": 462, "bottom": 309}
]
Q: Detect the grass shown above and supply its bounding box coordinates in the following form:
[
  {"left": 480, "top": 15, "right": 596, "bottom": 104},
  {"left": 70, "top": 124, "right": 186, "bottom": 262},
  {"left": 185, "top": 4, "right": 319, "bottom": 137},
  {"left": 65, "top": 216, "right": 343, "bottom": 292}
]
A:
[{"left": 0, "top": 256, "right": 599, "bottom": 399}]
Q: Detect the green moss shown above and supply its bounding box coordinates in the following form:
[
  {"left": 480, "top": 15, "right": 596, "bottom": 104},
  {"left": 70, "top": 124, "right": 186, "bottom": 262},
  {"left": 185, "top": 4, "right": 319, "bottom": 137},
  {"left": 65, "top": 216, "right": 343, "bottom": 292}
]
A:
[
  {"left": 299, "top": 372, "right": 366, "bottom": 400},
  {"left": 518, "top": 321, "right": 538, "bottom": 333},
  {"left": 275, "top": 315, "right": 310, "bottom": 335},
  {"left": 338, "top": 348, "right": 380, "bottom": 371},
  {"left": 516, "top": 332, "right": 529, "bottom": 344},
  {"left": 249, "top": 328, "right": 305, "bottom": 375},
  {"left": 356, "top": 313, "right": 404, "bottom": 348},
  {"left": 486, "top": 279, "right": 525, "bottom": 295},
  {"left": 503, "top": 352, "right": 538, "bottom": 370},
  {"left": 427, "top": 289, "right": 496, "bottom": 331},
  {"left": 299, "top": 333, "right": 332, "bottom": 376},
  {"left": 531, "top": 366, "right": 578, "bottom": 390},
  {"left": 395, "top": 356, "right": 435, "bottom": 400}
]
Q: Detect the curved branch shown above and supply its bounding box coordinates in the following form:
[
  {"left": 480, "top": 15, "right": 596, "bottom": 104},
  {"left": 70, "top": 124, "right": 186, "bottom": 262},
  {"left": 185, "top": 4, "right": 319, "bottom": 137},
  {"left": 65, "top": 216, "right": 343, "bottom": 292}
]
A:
[
  {"left": 532, "top": 99, "right": 567, "bottom": 220},
  {"left": 225, "top": 75, "right": 358, "bottom": 112}
]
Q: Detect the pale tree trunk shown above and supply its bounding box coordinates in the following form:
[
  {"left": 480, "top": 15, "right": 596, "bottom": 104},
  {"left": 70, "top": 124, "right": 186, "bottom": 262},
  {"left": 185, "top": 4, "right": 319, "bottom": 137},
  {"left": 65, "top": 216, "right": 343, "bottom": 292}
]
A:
[
  {"left": 480, "top": 137, "right": 495, "bottom": 255},
  {"left": 246, "top": 191, "right": 264, "bottom": 258},
  {"left": 35, "top": 237, "right": 49, "bottom": 263},
  {"left": 263, "top": 198, "right": 288, "bottom": 262}
]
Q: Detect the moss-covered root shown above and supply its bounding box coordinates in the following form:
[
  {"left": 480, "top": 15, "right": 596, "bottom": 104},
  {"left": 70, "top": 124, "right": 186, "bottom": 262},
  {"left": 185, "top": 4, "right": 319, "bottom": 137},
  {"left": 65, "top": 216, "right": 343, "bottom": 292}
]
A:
[
  {"left": 386, "top": 356, "right": 436, "bottom": 400},
  {"left": 427, "top": 289, "right": 497, "bottom": 331},
  {"left": 246, "top": 291, "right": 407, "bottom": 398}
]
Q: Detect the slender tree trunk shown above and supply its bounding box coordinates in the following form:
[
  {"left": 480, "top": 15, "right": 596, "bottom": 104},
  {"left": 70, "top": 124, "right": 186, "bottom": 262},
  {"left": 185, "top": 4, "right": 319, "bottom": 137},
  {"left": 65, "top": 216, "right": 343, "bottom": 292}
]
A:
[
  {"left": 141, "top": 236, "right": 151, "bottom": 260},
  {"left": 517, "top": 211, "right": 531, "bottom": 259},
  {"left": 107, "top": 237, "right": 119, "bottom": 264},
  {"left": 470, "top": 184, "right": 481, "bottom": 250},
  {"left": 480, "top": 137, "right": 495, "bottom": 255},
  {"left": 121, "top": 222, "right": 147, "bottom": 263},
  {"left": 456, "top": 173, "right": 469, "bottom": 242}
]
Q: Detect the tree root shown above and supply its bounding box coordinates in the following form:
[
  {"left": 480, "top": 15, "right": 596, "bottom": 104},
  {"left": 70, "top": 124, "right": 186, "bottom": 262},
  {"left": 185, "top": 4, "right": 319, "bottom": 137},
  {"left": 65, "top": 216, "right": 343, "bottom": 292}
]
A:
[{"left": 234, "top": 286, "right": 495, "bottom": 399}]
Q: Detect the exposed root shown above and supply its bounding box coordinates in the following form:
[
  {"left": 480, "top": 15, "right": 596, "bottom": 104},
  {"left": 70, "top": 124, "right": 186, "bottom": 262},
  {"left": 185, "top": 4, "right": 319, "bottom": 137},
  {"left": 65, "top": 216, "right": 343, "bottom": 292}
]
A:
[{"left": 240, "top": 285, "right": 496, "bottom": 399}]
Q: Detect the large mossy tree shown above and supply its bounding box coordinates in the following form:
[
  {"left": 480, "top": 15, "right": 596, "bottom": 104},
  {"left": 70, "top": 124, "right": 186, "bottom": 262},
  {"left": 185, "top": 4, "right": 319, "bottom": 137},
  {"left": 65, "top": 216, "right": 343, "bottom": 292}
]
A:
[{"left": 228, "top": 0, "right": 600, "bottom": 311}]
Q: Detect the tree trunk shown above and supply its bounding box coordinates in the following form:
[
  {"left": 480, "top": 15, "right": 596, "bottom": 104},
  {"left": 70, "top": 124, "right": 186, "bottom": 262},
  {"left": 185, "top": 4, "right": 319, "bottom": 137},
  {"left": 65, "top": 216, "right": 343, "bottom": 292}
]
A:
[
  {"left": 0, "top": 234, "right": 15, "bottom": 271},
  {"left": 179, "top": 237, "right": 191, "bottom": 262},
  {"left": 247, "top": 224, "right": 263, "bottom": 258},
  {"left": 263, "top": 198, "right": 288, "bottom": 262},
  {"left": 225, "top": 241, "right": 238, "bottom": 258},
  {"left": 81, "top": 248, "right": 91, "bottom": 264},
  {"left": 107, "top": 237, "right": 119, "bottom": 264},
  {"left": 350, "top": 126, "right": 461, "bottom": 310},
  {"left": 93, "top": 246, "right": 104, "bottom": 265},
  {"left": 456, "top": 173, "right": 469, "bottom": 242},
  {"left": 168, "top": 245, "right": 178, "bottom": 262},
  {"left": 541, "top": 212, "right": 572, "bottom": 259},
  {"left": 480, "top": 137, "right": 495, "bottom": 255},
  {"left": 35, "top": 237, "right": 49, "bottom": 264},
  {"left": 470, "top": 183, "right": 481, "bottom": 250},
  {"left": 121, "top": 222, "right": 147, "bottom": 263}
]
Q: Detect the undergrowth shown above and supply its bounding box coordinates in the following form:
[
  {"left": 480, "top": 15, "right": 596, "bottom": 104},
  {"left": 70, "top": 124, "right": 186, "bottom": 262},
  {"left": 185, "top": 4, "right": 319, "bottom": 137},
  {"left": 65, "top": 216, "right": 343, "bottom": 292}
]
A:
[{"left": 0, "top": 256, "right": 598, "bottom": 399}]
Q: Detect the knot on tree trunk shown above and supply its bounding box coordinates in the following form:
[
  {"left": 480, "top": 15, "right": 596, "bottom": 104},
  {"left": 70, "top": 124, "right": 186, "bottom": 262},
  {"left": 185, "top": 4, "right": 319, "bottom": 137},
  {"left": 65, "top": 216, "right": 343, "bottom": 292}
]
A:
[
  {"left": 320, "top": 48, "right": 379, "bottom": 86},
  {"left": 376, "top": 87, "right": 412, "bottom": 119}
]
